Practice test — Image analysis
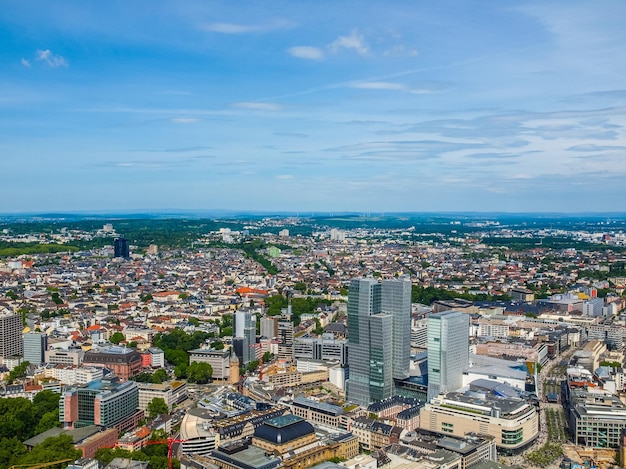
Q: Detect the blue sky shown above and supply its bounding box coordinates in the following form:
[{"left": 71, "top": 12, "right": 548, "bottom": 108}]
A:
[{"left": 1, "top": 1, "right": 626, "bottom": 213}]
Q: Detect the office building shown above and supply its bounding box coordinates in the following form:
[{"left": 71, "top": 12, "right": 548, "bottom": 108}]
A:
[
  {"left": 189, "top": 348, "right": 231, "bottom": 380},
  {"left": 23, "top": 332, "right": 48, "bottom": 365},
  {"left": 427, "top": 310, "right": 470, "bottom": 400},
  {"left": 382, "top": 278, "right": 412, "bottom": 380},
  {"left": 0, "top": 312, "right": 23, "bottom": 363},
  {"left": 61, "top": 379, "right": 142, "bottom": 433},
  {"left": 293, "top": 333, "right": 348, "bottom": 366},
  {"left": 346, "top": 277, "right": 411, "bottom": 407},
  {"left": 235, "top": 310, "right": 257, "bottom": 365},
  {"left": 260, "top": 316, "right": 278, "bottom": 339},
  {"left": 277, "top": 314, "right": 294, "bottom": 365},
  {"left": 83, "top": 346, "right": 142, "bottom": 380},
  {"left": 114, "top": 238, "right": 130, "bottom": 259}
]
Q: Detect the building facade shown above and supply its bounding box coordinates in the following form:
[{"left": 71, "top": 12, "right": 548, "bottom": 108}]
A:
[
  {"left": 23, "top": 332, "right": 48, "bottom": 365},
  {"left": 0, "top": 312, "right": 23, "bottom": 362},
  {"left": 346, "top": 277, "right": 411, "bottom": 407},
  {"left": 427, "top": 311, "right": 470, "bottom": 400}
]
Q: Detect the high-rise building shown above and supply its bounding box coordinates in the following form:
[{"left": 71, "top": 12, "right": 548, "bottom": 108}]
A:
[
  {"left": 114, "top": 237, "right": 130, "bottom": 259},
  {"left": 235, "top": 310, "right": 257, "bottom": 365},
  {"left": 0, "top": 312, "right": 23, "bottom": 363},
  {"left": 23, "top": 332, "right": 48, "bottom": 365},
  {"left": 260, "top": 316, "right": 278, "bottom": 339},
  {"left": 382, "top": 278, "right": 412, "bottom": 381},
  {"left": 346, "top": 277, "right": 411, "bottom": 407},
  {"left": 427, "top": 310, "right": 470, "bottom": 400}
]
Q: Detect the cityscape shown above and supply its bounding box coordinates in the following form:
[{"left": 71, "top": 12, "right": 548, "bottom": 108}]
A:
[
  {"left": 2, "top": 1, "right": 626, "bottom": 469},
  {"left": 0, "top": 214, "right": 625, "bottom": 469}
]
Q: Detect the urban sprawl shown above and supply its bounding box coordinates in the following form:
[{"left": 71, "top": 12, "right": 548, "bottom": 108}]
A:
[{"left": 1, "top": 216, "right": 626, "bottom": 469}]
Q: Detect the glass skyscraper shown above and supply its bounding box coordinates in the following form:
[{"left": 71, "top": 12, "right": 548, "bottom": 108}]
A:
[
  {"left": 427, "top": 310, "right": 470, "bottom": 400},
  {"left": 346, "top": 277, "right": 411, "bottom": 407}
]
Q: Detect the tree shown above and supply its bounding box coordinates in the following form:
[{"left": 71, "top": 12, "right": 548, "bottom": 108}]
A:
[
  {"left": 129, "top": 341, "right": 138, "bottom": 348},
  {"left": 294, "top": 281, "right": 306, "bottom": 292},
  {"left": 246, "top": 360, "right": 259, "bottom": 372},
  {"left": 187, "top": 362, "right": 212, "bottom": 384},
  {"left": 109, "top": 331, "right": 125, "bottom": 345},
  {"left": 8, "top": 361, "right": 30, "bottom": 384},
  {"left": 16, "top": 434, "right": 81, "bottom": 467},
  {"left": 147, "top": 398, "right": 169, "bottom": 419},
  {"left": 151, "top": 368, "right": 169, "bottom": 384},
  {"left": 34, "top": 410, "right": 60, "bottom": 435},
  {"left": 210, "top": 341, "right": 225, "bottom": 350}
]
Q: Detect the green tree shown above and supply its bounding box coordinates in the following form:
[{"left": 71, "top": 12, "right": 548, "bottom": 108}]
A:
[
  {"left": 210, "top": 341, "right": 225, "bottom": 350},
  {"left": 294, "top": 281, "right": 306, "bottom": 292},
  {"left": 109, "top": 331, "right": 125, "bottom": 345},
  {"left": 187, "top": 362, "right": 212, "bottom": 384},
  {"left": 246, "top": 360, "right": 260, "bottom": 372},
  {"left": 34, "top": 410, "right": 61, "bottom": 435},
  {"left": 15, "top": 434, "right": 81, "bottom": 467},
  {"left": 147, "top": 398, "right": 169, "bottom": 419},
  {"left": 0, "top": 437, "right": 27, "bottom": 468},
  {"left": 152, "top": 368, "right": 169, "bottom": 384},
  {"left": 8, "top": 361, "right": 30, "bottom": 384}
]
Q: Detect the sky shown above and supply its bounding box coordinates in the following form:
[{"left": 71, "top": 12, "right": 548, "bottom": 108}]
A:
[{"left": 1, "top": 1, "right": 626, "bottom": 214}]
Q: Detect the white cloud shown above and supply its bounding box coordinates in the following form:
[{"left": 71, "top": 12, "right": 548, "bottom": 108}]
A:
[
  {"left": 276, "top": 174, "right": 293, "bottom": 180},
  {"left": 329, "top": 30, "right": 369, "bottom": 56},
  {"left": 349, "top": 81, "right": 406, "bottom": 91},
  {"left": 21, "top": 58, "right": 31, "bottom": 68},
  {"left": 170, "top": 118, "right": 200, "bottom": 124},
  {"left": 288, "top": 46, "right": 324, "bottom": 60},
  {"left": 347, "top": 81, "right": 443, "bottom": 95},
  {"left": 201, "top": 19, "right": 293, "bottom": 34},
  {"left": 383, "top": 45, "right": 418, "bottom": 57},
  {"left": 232, "top": 102, "right": 282, "bottom": 111},
  {"left": 35, "top": 49, "right": 67, "bottom": 67}
]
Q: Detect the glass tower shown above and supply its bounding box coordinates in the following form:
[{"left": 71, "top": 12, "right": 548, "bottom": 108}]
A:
[
  {"left": 427, "top": 310, "right": 470, "bottom": 400},
  {"left": 346, "top": 277, "right": 411, "bottom": 406}
]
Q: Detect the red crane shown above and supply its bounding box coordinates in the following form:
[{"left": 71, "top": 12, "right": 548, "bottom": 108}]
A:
[
  {"left": 249, "top": 342, "right": 264, "bottom": 380},
  {"left": 143, "top": 437, "right": 187, "bottom": 469}
]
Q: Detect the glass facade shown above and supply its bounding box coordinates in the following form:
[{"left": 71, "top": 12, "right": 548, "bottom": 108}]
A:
[
  {"left": 427, "top": 311, "right": 469, "bottom": 400},
  {"left": 347, "top": 278, "right": 410, "bottom": 406}
]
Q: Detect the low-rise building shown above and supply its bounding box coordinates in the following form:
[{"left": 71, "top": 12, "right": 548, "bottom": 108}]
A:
[{"left": 419, "top": 387, "right": 538, "bottom": 454}]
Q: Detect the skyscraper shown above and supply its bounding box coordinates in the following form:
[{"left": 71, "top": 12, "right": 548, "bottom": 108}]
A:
[
  {"left": 235, "top": 310, "right": 257, "bottom": 365},
  {"left": 0, "top": 312, "right": 23, "bottom": 363},
  {"left": 382, "top": 278, "right": 412, "bottom": 381},
  {"left": 346, "top": 277, "right": 411, "bottom": 406},
  {"left": 427, "top": 310, "right": 470, "bottom": 400},
  {"left": 23, "top": 332, "right": 48, "bottom": 365},
  {"left": 114, "top": 237, "right": 130, "bottom": 259}
]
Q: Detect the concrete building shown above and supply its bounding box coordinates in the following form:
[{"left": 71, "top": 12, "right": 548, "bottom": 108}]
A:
[
  {"left": 189, "top": 348, "right": 231, "bottom": 380},
  {"left": 427, "top": 311, "right": 470, "bottom": 400},
  {"left": 565, "top": 368, "right": 626, "bottom": 448},
  {"left": 0, "top": 312, "right": 23, "bottom": 363},
  {"left": 294, "top": 334, "right": 348, "bottom": 366},
  {"left": 46, "top": 347, "right": 85, "bottom": 366},
  {"left": 260, "top": 317, "right": 278, "bottom": 339},
  {"left": 419, "top": 386, "right": 538, "bottom": 454}
]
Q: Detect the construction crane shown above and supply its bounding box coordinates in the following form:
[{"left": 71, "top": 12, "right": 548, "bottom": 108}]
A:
[
  {"left": 249, "top": 342, "right": 264, "bottom": 380},
  {"left": 143, "top": 437, "right": 187, "bottom": 469},
  {"left": 9, "top": 459, "right": 73, "bottom": 469}
]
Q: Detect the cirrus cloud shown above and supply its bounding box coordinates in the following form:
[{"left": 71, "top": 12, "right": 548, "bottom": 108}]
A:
[
  {"left": 231, "top": 102, "right": 282, "bottom": 111},
  {"left": 288, "top": 46, "right": 325, "bottom": 60}
]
